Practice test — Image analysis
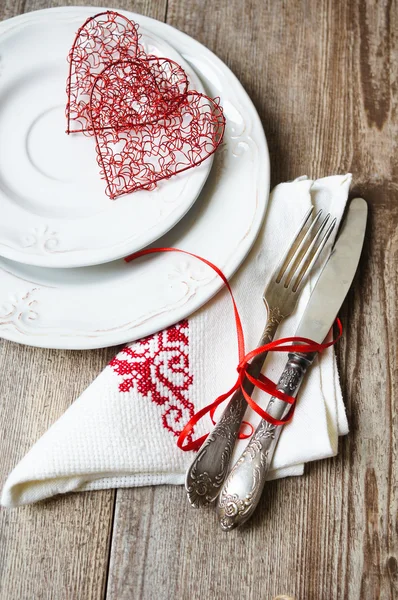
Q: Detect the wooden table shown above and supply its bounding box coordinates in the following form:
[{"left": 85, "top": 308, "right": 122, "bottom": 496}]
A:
[{"left": 0, "top": 1, "right": 396, "bottom": 599}]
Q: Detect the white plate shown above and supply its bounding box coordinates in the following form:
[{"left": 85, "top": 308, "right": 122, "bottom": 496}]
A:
[
  {"left": 0, "top": 7, "right": 270, "bottom": 350},
  {"left": 0, "top": 14, "right": 212, "bottom": 267}
]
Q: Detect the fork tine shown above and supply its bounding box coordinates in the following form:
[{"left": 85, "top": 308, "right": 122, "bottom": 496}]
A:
[
  {"left": 292, "top": 217, "right": 337, "bottom": 292},
  {"left": 274, "top": 207, "right": 313, "bottom": 284},
  {"left": 281, "top": 210, "right": 327, "bottom": 287}
]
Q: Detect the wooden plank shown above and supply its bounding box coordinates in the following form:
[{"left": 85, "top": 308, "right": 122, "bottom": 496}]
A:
[
  {"left": 0, "top": 4, "right": 167, "bottom": 600},
  {"left": 0, "top": 0, "right": 25, "bottom": 20},
  {"left": 105, "top": 1, "right": 398, "bottom": 599},
  {"left": 21, "top": 0, "right": 167, "bottom": 22},
  {"left": 0, "top": 342, "right": 117, "bottom": 600}
]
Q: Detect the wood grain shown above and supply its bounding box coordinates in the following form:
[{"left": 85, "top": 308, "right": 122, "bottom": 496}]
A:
[
  {"left": 0, "top": 342, "right": 117, "bottom": 600},
  {"left": 0, "top": 0, "right": 397, "bottom": 599}
]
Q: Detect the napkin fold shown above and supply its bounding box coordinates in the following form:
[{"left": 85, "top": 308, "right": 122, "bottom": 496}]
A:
[{"left": 1, "top": 174, "right": 352, "bottom": 508}]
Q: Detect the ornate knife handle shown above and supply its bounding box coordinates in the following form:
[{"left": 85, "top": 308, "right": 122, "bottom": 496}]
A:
[
  {"left": 185, "top": 311, "right": 283, "bottom": 508},
  {"left": 217, "top": 350, "right": 316, "bottom": 531}
]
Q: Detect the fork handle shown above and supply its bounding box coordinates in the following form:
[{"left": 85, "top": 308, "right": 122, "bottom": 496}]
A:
[
  {"left": 185, "top": 309, "right": 282, "bottom": 508},
  {"left": 217, "top": 350, "right": 316, "bottom": 530}
]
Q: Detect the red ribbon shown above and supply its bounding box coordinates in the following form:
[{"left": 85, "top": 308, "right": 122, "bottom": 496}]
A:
[{"left": 125, "top": 247, "right": 342, "bottom": 452}]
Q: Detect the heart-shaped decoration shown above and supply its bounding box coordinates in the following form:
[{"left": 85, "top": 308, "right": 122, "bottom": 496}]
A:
[
  {"left": 89, "top": 58, "right": 188, "bottom": 132},
  {"left": 66, "top": 12, "right": 226, "bottom": 199},
  {"left": 90, "top": 63, "right": 225, "bottom": 198},
  {"left": 66, "top": 11, "right": 140, "bottom": 133}
]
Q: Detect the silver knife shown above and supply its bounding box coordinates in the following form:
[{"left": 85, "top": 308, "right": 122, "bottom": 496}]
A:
[{"left": 217, "top": 197, "right": 368, "bottom": 531}]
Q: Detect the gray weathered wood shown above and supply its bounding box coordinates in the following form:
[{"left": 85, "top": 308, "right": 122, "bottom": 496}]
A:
[
  {"left": 0, "top": 342, "right": 117, "bottom": 600},
  {"left": 107, "top": 1, "right": 398, "bottom": 599},
  {"left": 0, "top": 0, "right": 397, "bottom": 599}
]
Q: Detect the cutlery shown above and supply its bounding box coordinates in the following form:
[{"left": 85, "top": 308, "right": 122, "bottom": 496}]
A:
[
  {"left": 186, "top": 207, "right": 336, "bottom": 507},
  {"left": 217, "top": 197, "right": 367, "bottom": 530}
]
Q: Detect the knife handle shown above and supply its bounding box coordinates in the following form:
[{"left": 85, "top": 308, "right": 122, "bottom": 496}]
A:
[{"left": 217, "top": 350, "right": 316, "bottom": 531}]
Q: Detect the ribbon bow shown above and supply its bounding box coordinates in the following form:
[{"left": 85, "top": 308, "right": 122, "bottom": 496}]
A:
[{"left": 125, "top": 247, "right": 342, "bottom": 452}]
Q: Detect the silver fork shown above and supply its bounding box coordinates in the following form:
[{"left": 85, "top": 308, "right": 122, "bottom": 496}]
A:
[{"left": 185, "top": 207, "right": 336, "bottom": 508}]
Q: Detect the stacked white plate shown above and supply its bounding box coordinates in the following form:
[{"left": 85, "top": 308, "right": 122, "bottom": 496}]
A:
[{"left": 0, "top": 7, "right": 270, "bottom": 349}]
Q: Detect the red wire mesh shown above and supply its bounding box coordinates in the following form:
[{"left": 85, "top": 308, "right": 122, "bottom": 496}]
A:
[
  {"left": 89, "top": 59, "right": 188, "bottom": 131},
  {"left": 66, "top": 11, "right": 140, "bottom": 133},
  {"left": 66, "top": 11, "right": 226, "bottom": 199},
  {"left": 91, "top": 87, "right": 225, "bottom": 198}
]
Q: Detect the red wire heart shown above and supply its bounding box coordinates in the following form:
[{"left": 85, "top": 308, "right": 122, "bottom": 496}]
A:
[
  {"left": 90, "top": 63, "right": 225, "bottom": 198},
  {"left": 66, "top": 11, "right": 140, "bottom": 134},
  {"left": 89, "top": 58, "right": 189, "bottom": 132},
  {"left": 66, "top": 12, "right": 226, "bottom": 198}
]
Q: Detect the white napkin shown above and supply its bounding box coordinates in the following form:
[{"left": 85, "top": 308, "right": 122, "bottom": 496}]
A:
[{"left": 1, "top": 174, "right": 351, "bottom": 508}]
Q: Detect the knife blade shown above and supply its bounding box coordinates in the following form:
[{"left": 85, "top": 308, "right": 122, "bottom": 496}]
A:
[{"left": 217, "top": 197, "right": 367, "bottom": 531}]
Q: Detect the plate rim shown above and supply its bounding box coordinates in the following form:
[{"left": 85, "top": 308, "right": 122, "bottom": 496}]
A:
[
  {"left": 0, "top": 6, "right": 270, "bottom": 350},
  {"left": 0, "top": 11, "right": 213, "bottom": 268}
]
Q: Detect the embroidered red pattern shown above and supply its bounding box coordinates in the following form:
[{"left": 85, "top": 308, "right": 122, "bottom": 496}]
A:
[{"left": 109, "top": 320, "right": 194, "bottom": 439}]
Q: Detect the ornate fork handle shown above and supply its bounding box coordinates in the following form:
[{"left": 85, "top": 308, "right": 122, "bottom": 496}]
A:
[
  {"left": 185, "top": 307, "right": 283, "bottom": 508},
  {"left": 217, "top": 350, "right": 316, "bottom": 530}
]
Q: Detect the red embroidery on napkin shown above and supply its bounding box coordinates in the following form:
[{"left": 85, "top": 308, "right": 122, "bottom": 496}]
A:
[{"left": 109, "top": 320, "right": 194, "bottom": 438}]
